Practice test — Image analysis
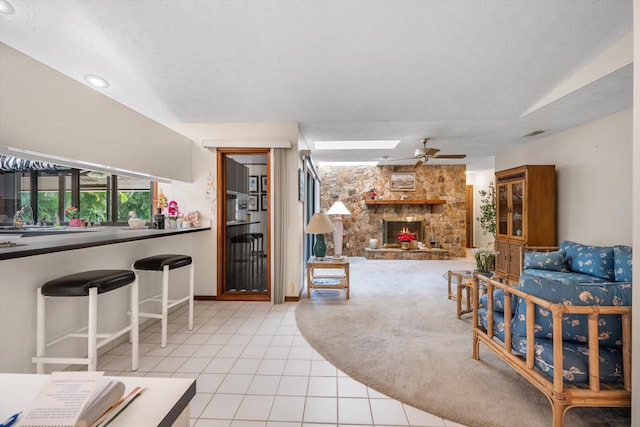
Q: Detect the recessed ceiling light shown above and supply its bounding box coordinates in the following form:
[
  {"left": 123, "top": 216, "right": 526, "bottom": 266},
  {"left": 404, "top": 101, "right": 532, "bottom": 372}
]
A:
[
  {"left": 314, "top": 140, "right": 401, "bottom": 150},
  {"left": 0, "top": 0, "right": 15, "bottom": 15},
  {"left": 84, "top": 74, "right": 110, "bottom": 88}
]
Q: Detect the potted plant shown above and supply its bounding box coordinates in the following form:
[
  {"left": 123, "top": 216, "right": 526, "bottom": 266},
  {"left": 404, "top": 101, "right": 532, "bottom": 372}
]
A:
[
  {"left": 65, "top": 205, "right": 81, "bottom": 227},
  {"left": 397, "top": 232, "right": 416, "bottom": 250},
  {"left": 476, "top": 183, "right": 496, "bottom": 239},
  {"left": 472, "top": 247, "right": 498, "bottom": 273}
]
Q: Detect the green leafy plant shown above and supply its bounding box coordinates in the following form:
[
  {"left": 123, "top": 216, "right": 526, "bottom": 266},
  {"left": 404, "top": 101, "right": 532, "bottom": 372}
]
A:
[{"left": 476, "top": 183, "right": 496, "bottom": 237}]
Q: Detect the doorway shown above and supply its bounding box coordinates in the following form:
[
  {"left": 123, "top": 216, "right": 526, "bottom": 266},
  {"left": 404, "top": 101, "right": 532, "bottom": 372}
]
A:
[{"left": 216, "top": 149, "right": 270, "bottom": 301}]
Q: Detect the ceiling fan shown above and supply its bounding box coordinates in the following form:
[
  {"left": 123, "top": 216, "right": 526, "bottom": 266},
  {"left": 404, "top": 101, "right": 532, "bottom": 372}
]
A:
[{"left": 387, "top": 138, "right": 467, "bottom": 168}]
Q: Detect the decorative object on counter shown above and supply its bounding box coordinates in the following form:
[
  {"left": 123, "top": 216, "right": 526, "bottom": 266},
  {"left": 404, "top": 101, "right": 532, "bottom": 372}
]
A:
[
  {"left": 186, "top": 211, "right": 201, "bottom": 227},
  {"left": 327, "top": 201, "right": 352, "bottom": 257},
  {"left": 155, "top": 188, "right": 167, "bottom": 213},
  {"left": 369, "top": 238, "right": 379, "bottom": 249},
  {"left": 370, "top": 188, "right": 377, "bottom": 199},
  {"left": 153, "top": 209, "right": 165, "bottom": 229},
  {"left": 472, "top": 246, "right": 497, "bottom": 273},
  {"left": 127, "top": 211, "right": 146, "bottom": 229},
  {"left": 65, "top": 206, "right": 81, "bottom": 227},
  {"left": 305, "top": 212, "right": 335, "bottom": 260}
]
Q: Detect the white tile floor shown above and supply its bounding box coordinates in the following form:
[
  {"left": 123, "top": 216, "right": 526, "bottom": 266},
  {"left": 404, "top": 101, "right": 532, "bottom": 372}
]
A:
[{"left": 100, "top": 300, "right": 466, "bottom": 427}]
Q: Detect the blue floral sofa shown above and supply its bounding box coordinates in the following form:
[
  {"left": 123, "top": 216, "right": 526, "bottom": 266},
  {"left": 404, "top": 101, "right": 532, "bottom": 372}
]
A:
[{"left": 472, "top": 241, "right": 632, "bottom": 427}]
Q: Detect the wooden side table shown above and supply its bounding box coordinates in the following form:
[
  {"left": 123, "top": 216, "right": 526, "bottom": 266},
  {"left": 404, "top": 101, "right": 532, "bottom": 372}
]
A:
[
  {"left": 448, "top": 270, "right": 474, "bottom": 319},
  {"left": 307, "top": 256, "right": 350, "bottom": 299}
]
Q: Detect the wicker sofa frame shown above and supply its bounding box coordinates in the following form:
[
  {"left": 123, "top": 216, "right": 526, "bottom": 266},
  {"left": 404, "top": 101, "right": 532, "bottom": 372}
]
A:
[{"left": 471, "top": 273, "right": 632, "bottom": 427}]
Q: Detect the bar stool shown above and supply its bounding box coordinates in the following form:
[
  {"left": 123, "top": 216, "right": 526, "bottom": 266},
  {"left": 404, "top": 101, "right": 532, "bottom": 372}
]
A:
[
  {"left": 248, "top": 232, "right": 265, "bottom": 278},
  {"left": 229, "top": 234, "right": 255, "bottom": 288},
  {"left": 33, "top": 269, "right": 139, "bottom": 373},
  {"left": 133, "top": 254, "right": 194, "bottom": 348}
]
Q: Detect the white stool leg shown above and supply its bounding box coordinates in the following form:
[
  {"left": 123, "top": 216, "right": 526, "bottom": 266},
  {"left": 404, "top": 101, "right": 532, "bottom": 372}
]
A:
[
  {"left": 88, "top": 287, "right": 98, "bottom": 371},
  {"left": 35, "top": 288, "right": 45, "bottom": 374},
  {"left": 188, "top": 262, "right": 194, "bottom": 331},
  {"left": 130, "top": 273, "right": 139, "bottom": 371},
  {"left": 161, "top": 265, "right": 170, "bottom": 348}
]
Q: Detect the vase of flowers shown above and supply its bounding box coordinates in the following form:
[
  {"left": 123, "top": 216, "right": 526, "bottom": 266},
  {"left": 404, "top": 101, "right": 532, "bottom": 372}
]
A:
[
  {"left": 65, "top": 206, "right": 81, "bottom": 227},
  {"left": 397, "top": 233, "right": 416, "bottom": 250},
  {"left": 472, "top": 247, "right": 498, "bottom": 273}
]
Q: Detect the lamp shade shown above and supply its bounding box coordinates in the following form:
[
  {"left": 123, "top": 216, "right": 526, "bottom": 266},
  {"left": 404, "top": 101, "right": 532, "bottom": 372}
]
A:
[
  {"left": 305, "top": 212, "right": 335, "bottom": 234},
  {"left": 326, "top": 201, "right": 351, "bottom": 216}
]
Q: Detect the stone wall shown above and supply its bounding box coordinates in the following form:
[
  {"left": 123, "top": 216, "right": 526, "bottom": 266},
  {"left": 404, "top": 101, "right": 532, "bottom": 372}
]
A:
[{"left": 319, "top": 165, "right": 467, "bottom": 258}]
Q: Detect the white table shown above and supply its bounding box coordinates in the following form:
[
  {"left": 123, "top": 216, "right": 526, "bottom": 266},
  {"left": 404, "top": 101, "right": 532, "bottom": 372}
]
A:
[{"left": 0, "top": 373, "right": 195, "bottom": 427}]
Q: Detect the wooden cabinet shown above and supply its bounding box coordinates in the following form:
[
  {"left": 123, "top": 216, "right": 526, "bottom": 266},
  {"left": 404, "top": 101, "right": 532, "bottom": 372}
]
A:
[
  {"left": 226, "top": 158, "right": 249, "bottom": 194},
  {"left": 494, "top": 165, "right": 556, "bottom": 283}
]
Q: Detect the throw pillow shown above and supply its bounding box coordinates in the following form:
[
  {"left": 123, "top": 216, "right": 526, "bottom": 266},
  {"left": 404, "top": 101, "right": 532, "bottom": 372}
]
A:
[
  {"left": 614, "top": 245, "right": 632, "bottom": 282},
  {"left": 523, "top": 250, "right": 568, "bottom": 272},
  {"left": 560, "top": 240, "right": 615, "bottom": 280}
]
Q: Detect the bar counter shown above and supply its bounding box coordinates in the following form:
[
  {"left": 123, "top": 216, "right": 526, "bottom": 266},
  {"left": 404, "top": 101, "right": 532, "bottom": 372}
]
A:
[
  {"left": 0, "top": 224, "right": 213, "bottom": 373},
  {"left": 0, "top": 225, "right": 210, "bottom": 260}
]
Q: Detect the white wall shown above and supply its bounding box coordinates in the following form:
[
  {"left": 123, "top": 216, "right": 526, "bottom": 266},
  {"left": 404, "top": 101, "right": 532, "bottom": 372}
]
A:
[
  {"left": 496, "top": 108, "right": 632, "bottom": 246},
  {"left": 0, "top": 43, "right": 193, "bottom": 182},
  {"left": 158, "top": 144, "right": 217, "bottom": 295},
  {"left": 170, "top": 123, "right": 304, "bottom": 299},
  {"left": 466, "top": 169, "right": 496, "bottom": 249}
]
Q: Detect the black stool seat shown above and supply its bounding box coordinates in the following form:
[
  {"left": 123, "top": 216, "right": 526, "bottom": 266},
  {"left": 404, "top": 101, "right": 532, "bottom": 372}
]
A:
[
  {"left": 42, "top": 270, "right": 136, "bottom": 297},
  {"left": 232, "top": 235, "right": 254, "bottom": 244},
  {"left": 133, "top": 254, "right": 193, "bottom": 271}
]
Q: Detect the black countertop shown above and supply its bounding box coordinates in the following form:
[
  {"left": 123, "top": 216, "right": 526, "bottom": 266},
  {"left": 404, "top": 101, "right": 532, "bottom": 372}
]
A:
[{"left": 0, "top": 226, "right": 210, "bottom": 260}]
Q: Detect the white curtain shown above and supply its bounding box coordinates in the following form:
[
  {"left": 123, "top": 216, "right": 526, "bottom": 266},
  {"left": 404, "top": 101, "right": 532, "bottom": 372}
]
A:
[{"left": 272, "top": 148, "right": 287, "bottom": 304}]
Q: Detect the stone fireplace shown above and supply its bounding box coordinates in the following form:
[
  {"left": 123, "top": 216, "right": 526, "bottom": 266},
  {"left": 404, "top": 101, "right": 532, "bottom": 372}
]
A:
[
  {"left": 318, "top": 164, "right": 467, "bottom": 258},
  {"left": 382, "top": 217, "right": 425, "bottom": 245}
]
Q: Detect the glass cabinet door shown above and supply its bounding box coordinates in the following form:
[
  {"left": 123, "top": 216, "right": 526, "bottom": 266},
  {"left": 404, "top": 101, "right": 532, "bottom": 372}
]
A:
[
  {"left": 497, "top": 183, "right": 509, "bottom": 236},
  {"left": 510, "top": 181, "right": 524, "bottom": 239}
]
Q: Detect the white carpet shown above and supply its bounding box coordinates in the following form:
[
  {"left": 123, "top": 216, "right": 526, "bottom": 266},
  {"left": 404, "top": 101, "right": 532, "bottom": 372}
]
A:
[{"left": 295, "top": 257, "right": 631, "bottom": 427}]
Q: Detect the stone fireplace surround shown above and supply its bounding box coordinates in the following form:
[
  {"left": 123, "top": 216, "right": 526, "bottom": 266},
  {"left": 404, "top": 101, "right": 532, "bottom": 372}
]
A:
[{"left": 318, "top": 165, "right": 467, "bottom": 258}]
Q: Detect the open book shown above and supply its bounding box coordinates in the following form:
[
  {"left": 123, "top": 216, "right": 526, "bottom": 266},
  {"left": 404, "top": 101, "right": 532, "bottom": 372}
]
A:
[{"left": 17, "top": 372, "right": 143, "bottom": 427}]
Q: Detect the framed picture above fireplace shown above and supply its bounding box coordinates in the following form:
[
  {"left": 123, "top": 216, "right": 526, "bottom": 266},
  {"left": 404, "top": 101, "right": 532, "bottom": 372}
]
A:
[{"left": 390, "top": 173, "right": 416, "bottom": 191}]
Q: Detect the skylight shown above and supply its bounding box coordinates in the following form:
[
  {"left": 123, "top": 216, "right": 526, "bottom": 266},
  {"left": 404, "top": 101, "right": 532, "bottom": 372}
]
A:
[{"left": 314, "top": 140, "right": 400, "bottom": 150}]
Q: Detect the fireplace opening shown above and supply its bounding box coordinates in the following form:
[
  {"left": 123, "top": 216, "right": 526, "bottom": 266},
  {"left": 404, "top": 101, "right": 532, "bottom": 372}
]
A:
[{"left": 382, "top": 218, "right": 425, "bottom": 246}]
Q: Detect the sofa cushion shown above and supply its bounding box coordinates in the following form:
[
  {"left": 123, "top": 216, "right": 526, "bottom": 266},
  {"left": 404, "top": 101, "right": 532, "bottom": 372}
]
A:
[
  {"left": 614, "top": 245, "right": 633, "bottom": 283},
  {"left": 479, "top": 289, "right": 518, "bottom": 314},
  {"left": 520, "top": 269, "right": 610, "bottom": 284},
  {"left": 512, "top": 275, "right": 632, "bottom": 347},
  {"left": 477, "top": 308, "right": 507, "bottom": 342},
  {"left": 523, "top": 250, "right": 569, "bottom": 272},
  {"left": 560, "top": 240, "right": 615, "bottom": 280},
  {"left": 511, "top": 336, "right": 625, "bottom": 384}
]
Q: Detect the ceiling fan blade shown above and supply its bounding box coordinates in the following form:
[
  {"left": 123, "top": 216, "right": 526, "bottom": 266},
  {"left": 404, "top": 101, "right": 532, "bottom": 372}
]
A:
[
  {"left": 413, "top": 160, "right": 423, "bottom": 168},
  {"left": 432, "top": 154, "right": 466, "bottom": 159},
  {"left": 425, "top": 148, "right": 440, "bottom": 156}
]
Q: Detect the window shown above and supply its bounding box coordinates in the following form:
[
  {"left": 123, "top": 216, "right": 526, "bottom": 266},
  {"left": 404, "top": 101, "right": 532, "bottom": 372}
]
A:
[{"left": 0, "top": 155, "right": 152, "bottom": 225}]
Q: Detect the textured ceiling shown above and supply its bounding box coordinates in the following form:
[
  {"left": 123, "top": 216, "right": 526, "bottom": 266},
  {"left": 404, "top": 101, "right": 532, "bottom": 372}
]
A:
[{"left": 0, "top": 0, "right": 633, "bottom": 172}]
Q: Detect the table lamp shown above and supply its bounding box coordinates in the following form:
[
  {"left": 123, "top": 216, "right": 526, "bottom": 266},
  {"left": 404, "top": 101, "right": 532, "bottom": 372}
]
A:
[
  {"left": 305, "top": 212, "right": 335, "bottom": 259},
  {"left": 326, "top": 201, "right": 351, "bottom": 257}
]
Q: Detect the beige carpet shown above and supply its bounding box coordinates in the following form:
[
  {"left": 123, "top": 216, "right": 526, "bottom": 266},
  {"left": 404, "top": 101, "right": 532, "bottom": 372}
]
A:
[{"left": 295, "top": 258, "right": 631, "bottom": 427}]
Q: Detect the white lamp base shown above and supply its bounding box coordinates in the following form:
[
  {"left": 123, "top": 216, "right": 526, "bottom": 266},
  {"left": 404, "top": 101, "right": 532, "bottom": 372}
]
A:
[{"left": 332, "top": 216, "right": 344, "bottom": 256}]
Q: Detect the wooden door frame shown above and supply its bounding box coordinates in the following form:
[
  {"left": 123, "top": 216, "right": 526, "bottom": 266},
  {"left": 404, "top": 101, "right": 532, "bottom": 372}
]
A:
[
  {"left": 466, "top": 185, "right": 473, "bottom": 248},
  {"left": 216, "top": 148, "right": 271, "bottom": 301}
]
